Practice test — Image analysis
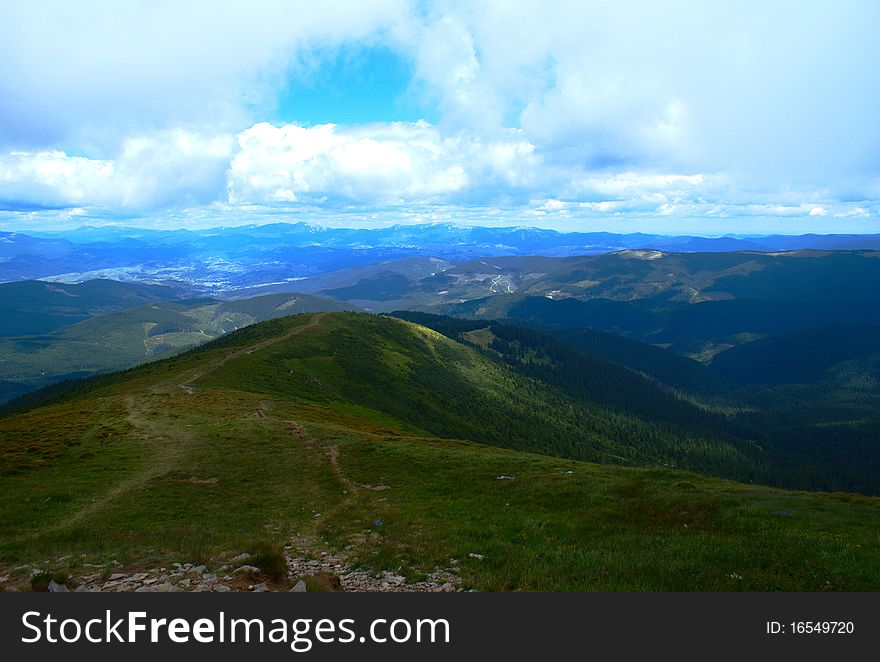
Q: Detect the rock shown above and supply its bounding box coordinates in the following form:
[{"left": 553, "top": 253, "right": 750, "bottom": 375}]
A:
[
  {"left": 231, "top": 553, "right": 251, "bottom": 563},
  {"left": 130, "top": 573, "right": 149, "bottom": 581},
  {"left": 108, "top": 573, "right": 127, "bottom": 581},
  {"left": 289, "top": 580, "right": 307, "bottom": 593},
  {"left": 213, "top": 584, "right": 231, "bottom": 593},
  {"left": 135, "top": 586, "right": 157, "bottom": 593},
  {"left": 48, "top": 581, "right": 69, "bottom": 593},
  {"left": 203, "top": 573, "right": 217, "bottom": 582},
  {"left": 191, "top": 565, "right": 206, "bottom": 575},
  {"left": 468, "top": 553, "right": 485, "bottom": 560},
  {"left": 233, "top": 565, "right": 259, "bottom": 575},
  {"left": 251, "top": 583, "right": 270, "bottom": 592}
]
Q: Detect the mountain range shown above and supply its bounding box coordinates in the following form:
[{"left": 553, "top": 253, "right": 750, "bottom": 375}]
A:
[
  {"left": 5, "top": 223, "right": 880, "bottom": 292},
  {"left": 2, "top": 226, "right": 880, "bottom": 591}
]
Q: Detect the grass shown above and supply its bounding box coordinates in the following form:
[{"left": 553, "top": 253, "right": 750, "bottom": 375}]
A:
[
  {"left": 0, "top": 312, "right": 878, "bottom": 591},
  {"left": 247, "top": 541, "right": 288, "bottom": 583}
]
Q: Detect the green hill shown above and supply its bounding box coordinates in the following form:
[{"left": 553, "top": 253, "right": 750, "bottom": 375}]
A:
[
  {"left": 1, "top": 312, "right": 878, "bottom": 591},
  {"left": 710, "top": 325, "right": 880, "bottom": 387},
  {"left": 0, "top": 279, "right": 185, "bottom": 337},
  {"left": 0, "top": 292, "right": 355, "bottom": 404}
]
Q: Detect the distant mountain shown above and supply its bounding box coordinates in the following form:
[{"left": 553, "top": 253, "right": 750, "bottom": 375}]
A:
[
  {"left": 296, "top": 249, "right": 880, "bottom": 319},
  {"left": 0, "top": 279, "right": 187, "bottom": 336},
  {"left": 6, "top": 223, "right": 880, "bottom": 292}
]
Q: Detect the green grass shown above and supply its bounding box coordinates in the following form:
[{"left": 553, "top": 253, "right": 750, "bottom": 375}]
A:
[
  {"left": 0, "top": 293, "right": 354, "bottom": 405},
  {"left": 0, "top": 312, "right": 878, "bottom": 591}
]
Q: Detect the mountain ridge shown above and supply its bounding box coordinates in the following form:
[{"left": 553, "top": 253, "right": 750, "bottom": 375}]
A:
[{"left": 1, "top": 311, "right": 878, "bottom": 592}]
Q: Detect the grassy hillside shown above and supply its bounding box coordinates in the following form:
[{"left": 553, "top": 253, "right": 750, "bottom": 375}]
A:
[
  {"left": 1, "top": 312, "right": 879, "bottom": 591},
  {"left": 0, "top": 292, "right": 354, "bottom": 404},
  {"left": 191, "top": 313, "right": 762, "bottom": 479},
  {"left": 0, "top": 279, "right": 185, "bottom": 337}
]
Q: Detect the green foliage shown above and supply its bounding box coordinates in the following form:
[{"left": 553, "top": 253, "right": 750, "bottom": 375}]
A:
[
  {"left": 30, "top": 572, "right": 52, "bottom": 592},
  {"left": 248, "top": 541, "right": 288, "bottom": 583}
]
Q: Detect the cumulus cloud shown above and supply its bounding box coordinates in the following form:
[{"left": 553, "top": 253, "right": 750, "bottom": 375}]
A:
[
  {"left": 227, "top": 121, "right": 539, "bottom": 205},
  {"left": 0, "top": 0, "right": 407, "bottom": 148},
  {"left": 0, "top": 130, "right": 233, "bottom": 210},
  {"left": 408, "top": 0, "right": 880, "bottom": 196},
  {"left": 0, "top": 0, "right": 878, "bottom": 231}
]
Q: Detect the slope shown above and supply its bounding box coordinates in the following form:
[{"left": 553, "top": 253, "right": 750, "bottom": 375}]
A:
[
  {"left": 0, "top": 312, "right": 878, "bottom": 592},
  {"left": 0, "top": 292, "right": 355, "bottom": 404},
  {"left": 0, "top": 279, "right": 186, "bottom": 337}
]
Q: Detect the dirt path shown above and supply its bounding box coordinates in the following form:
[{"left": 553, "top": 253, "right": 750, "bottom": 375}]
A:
[
  {"left": 14, "top": 394, "right": 190, "bottom": 541},
  {"left": 177, "top": 313, "right": 326, "bottom": 395},
  {"left": 17, "top": 317, "right": 328, "bottom": 542}
]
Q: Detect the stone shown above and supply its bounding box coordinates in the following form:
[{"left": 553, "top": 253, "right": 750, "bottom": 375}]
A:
[
  {"left": 251, "top": 583, "right": 270, "bottom": 592},
  {"left": 213, "top": 584, "right": 231, "bottom": 593},
  {"left": 231, "top": 553, "right": 251, "bottom": 563},
  {"left": 48, "top": 580, "right": 69, "bottom": 593},
  {"left": 289, "top": 580, "right": 307, "bottom": 593},
  {"left": 233, "top": 565, "right": 259, "bottom": 575}
]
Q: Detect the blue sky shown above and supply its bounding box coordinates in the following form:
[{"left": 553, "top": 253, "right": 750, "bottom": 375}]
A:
[{"left": 0, "top": 0, "right": 878, "bottom": 234}]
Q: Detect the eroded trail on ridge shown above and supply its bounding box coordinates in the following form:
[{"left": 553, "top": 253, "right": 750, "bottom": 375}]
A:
[
  {"left": 14, "top": 394, "right": 191, "bottom": 541},
  {"left": 17, "top": 315, "right": 327, "bottom": 542},
  {"left": 177, "top": 312, "right": 327, "bottom": 395}
]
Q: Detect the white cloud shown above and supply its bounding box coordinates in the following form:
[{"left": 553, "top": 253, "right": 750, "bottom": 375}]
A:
[
  {"left": 407, "top": 1, "right": 880, "bottom": 197},
  {"left": 227, "top": 121, "right": 539, "bottom": 205},
  {"left": 1, "top": 0, "right": 879, "bottom": 232},
  {"left": 0, "top": 130, "right": 233, "bottom": 210},
  {"left": 0, "top": 0, "right": 408, "bottom": 148}
]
